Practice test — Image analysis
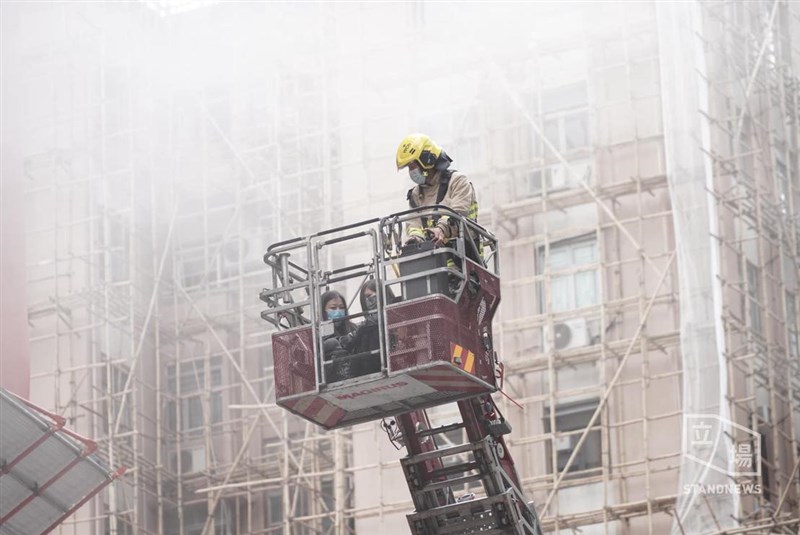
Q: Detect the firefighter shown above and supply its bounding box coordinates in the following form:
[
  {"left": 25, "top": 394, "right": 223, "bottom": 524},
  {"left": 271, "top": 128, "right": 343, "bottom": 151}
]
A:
[{"left": 396, "top": 133, "right": 481, "bottom": 263}]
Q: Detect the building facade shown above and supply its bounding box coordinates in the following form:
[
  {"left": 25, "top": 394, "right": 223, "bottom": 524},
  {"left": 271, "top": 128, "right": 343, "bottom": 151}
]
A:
[{"left": 3, "top": 1, "right": 798, "bottom": 534}]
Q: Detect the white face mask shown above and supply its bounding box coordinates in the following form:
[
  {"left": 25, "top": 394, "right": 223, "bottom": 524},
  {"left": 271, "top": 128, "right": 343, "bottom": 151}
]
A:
[{"left": 409, "top": 167, "right": 426, "bottom": 185}]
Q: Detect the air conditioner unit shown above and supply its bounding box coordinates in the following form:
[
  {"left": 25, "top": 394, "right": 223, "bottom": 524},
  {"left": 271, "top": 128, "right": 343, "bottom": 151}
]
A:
[
  {"left": 546, "top": 318, "right": 589, "bottom": 352},
  {"left": 171, "top": 446, "right": 206, "bottom": 474},
  {"left": 222, "top": 234, "right": 266, "bottom": 276},
  {"left": 555, "top": 435, "right": 572, "bottom": 452}
]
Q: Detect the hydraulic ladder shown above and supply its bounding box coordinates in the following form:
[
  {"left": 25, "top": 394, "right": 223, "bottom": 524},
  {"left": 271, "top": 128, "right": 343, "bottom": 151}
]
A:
[{"left": 391, "top": 395, "right": 544, "bottom": 535}]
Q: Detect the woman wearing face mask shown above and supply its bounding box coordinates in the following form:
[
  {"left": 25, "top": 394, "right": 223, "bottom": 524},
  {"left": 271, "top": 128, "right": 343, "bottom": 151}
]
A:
[
  {"left": 321, "top": 290, "right": 356, "bottom": 336},
  {"left": 320, "top": 290, "right": 356, "bottom": 360},
  {"left": 339, "top": 280, "right": 397, "bottom": 354},
  {"left": 358, "top": 280, "right": 397, "bottom": 321},
  {"left": 323, "top": 281, "right": 400, "bottom": 379}
]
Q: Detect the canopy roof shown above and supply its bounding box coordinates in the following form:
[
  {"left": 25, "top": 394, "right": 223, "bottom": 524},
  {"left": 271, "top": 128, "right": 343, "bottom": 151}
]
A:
[{"left": 0, "top": 388, "right": 125, "bottom": 535}]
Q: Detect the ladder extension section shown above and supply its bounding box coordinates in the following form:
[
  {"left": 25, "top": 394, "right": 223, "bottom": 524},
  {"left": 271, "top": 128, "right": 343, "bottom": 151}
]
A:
[{"left": 397, "top": 397, "right": 543, "bottom": 535}]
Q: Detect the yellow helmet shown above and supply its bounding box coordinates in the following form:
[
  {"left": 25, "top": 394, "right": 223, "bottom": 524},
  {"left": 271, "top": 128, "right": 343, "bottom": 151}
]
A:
[{"left": 396, "top": 133, "right": 442, "bottom": 171}]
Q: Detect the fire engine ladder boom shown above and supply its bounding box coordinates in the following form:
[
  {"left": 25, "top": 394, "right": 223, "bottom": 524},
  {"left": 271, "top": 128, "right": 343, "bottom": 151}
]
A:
[{"left": 396, "top": 395, "right": 543, "bottom": 535}]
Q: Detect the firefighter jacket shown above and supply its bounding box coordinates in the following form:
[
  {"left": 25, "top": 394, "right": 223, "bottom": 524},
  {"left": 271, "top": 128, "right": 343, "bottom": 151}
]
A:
[{"left": 405, "top": 171, "right": 478, "bottom": 242}]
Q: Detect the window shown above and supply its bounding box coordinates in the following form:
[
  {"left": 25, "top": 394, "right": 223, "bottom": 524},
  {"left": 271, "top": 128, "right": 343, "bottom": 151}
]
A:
[
  {"left": 102, "top": 362, "right": 132, "bottom": 433},
  {"left": 734, "top": 109, "right": 754, "bottom": 181},
  {"left": 164, "top": 502, "right": 232, "bottom": 535},
  {"left": 264, "top": 486, "right": 314, "bottom": 535},
  {"left": 104, "top": 516, "right": 134, "bottom": 535},
  {"left": 776, "top": 155, "right": 789, "bottom": 216},
  {"left": 543, "top": 399, "right": 602, "bottom": 476},
  {"left": 543, "top": 114, "right": 588, "bottom": 153},
  {"left": 96, "top": 214, "right": 130, "bottom": 283},
  {"left": 759, "top": 424, "right": 772, "bottom": 501},
  {"left": 542, "top": 82, "right": 588, "bottom": 114},
  {"left": 797, "top": 221, "right": 800, "bottom": 265},
  {"left": 537, "top": 82, "right": 590, "bottom": 156},
  {"left": 787, "top": 292, "right": 798, "bottom": 359},
  {"left": 538, "top": 236, "right": 600, "bottom": 313},
  {"left": 167, "top": 357, "right": 223, "bottom": 432},
  {"left": 265, "top": 490, "right": 283, "bottom": 533},
  {"left": 108, "top": 214, "right": 130, "bottom": 283},
  {"left": 453, "top": 135, "right": 483, "bottom": 172},
  {"left": 179, "top": 245, "right": 215, "bottom": 289},
  {"left": 319, "top": 477, "right": 335, "bottom": 532},
  {"left": 528, "top": 81, "right": 591, "bottom": 197},
  {"left": 746, "top": 262, "right": 762, "bottom": 334}
]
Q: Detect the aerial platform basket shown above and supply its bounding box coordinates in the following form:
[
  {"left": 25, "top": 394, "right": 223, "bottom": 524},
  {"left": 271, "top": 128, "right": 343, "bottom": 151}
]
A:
[{"left": 260, "top": 206, "right": 502, "bottom": 430}]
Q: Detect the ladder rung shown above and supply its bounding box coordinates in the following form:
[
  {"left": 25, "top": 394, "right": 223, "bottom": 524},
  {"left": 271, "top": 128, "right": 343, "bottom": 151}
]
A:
[
  {"left": 420, "top": 472, "right": 485, "bottom": 493},
  {"left": 417, "top": 422, "right": 466, "bottom": 438},
  {"left": 426, "top": 461, "right": 480, "bottom": 481},
  {"left": 404, "top": 440, "right": 482, "bottom": 464}
]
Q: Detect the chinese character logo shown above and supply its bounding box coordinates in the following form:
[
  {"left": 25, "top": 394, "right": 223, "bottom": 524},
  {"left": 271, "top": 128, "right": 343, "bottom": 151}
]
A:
[
  {"left": 732, "top": 442, "right": 754, "bottom": 470},
  {"left": 691, "top": 420, "right": 713, "bottom": 446},
  {"left": 684, "top": 414, "right": 761, "bottom": 478}
]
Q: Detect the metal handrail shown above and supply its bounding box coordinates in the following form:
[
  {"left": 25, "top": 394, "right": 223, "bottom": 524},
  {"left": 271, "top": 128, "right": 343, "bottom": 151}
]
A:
[{"left": 261, "top": 206, "right": 498, "bottom": 389}]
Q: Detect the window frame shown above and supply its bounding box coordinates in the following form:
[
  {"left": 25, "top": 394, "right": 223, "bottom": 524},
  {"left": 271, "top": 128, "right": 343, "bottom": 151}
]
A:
[
  {"left": 536, "top": 234, "right": 601, "bottom": 314},
  {"left": 543, "top": 398, "right": 603, "bottom": 478}
]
